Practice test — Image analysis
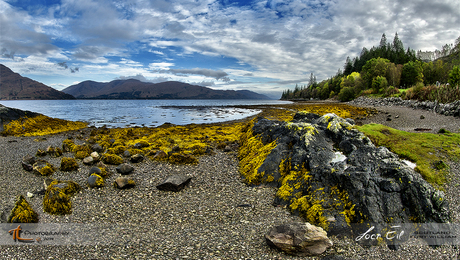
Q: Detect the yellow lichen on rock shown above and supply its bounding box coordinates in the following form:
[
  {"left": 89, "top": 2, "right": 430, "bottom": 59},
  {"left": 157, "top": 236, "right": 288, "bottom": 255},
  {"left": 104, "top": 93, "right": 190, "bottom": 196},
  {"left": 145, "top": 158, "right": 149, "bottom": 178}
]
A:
[
  {"left": 238, "top": 120, "right": 277, "bottom": 185},
  {"left": 43, "top": 189, "right": 72, "bottom": 215},
  {"left": 101, "top": 153, "right": 123, "bottom": 165},
  {"left": 1, "top": 115, "right": 87, "bottom": 137},
  {"left": 8, "top": 195, "right": 39, "bottom": 223},
  {"left": 60, "top": 157, "right": 79, "bottom": 171}
]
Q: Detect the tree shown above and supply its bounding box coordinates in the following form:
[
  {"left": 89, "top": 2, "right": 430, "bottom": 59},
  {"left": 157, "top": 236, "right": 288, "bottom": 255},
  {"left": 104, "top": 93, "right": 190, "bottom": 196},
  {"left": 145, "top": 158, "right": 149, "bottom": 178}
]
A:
[
  {"left": 400, "top": 61, "right": 424, "bottom": 88},
  {"left": 344, "top": 56, "right": 353, "bottom": 75},
  {"left": 448, "top": 66, "right": 460, "bottom": 87},
  {"left": 361, "top": 57, "right": 390, "bottom": 89}
]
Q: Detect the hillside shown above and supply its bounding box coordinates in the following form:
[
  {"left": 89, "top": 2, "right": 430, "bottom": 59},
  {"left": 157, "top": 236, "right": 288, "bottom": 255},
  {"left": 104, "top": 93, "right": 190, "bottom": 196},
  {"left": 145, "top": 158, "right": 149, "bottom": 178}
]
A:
[
  {"left": 0, "top": 64, "right": 75, "bottom": 100},
  {"left": 62, "top": 79, "right": 271, "bottom": 100}
]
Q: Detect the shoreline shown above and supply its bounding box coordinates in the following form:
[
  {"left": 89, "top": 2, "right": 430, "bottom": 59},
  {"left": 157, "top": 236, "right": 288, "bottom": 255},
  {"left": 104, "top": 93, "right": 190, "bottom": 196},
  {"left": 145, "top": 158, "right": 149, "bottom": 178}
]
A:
[{"left": 1, "top": 102, "right": 460, "bottom": 259}]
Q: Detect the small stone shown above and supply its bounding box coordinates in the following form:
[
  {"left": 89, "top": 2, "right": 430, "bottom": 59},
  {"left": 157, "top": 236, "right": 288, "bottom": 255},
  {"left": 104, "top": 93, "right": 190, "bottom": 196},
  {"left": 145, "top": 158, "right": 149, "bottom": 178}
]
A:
[
  {"left": 157, "top": 174, "right": 192, "bottom": 192},
  {"left": 420, "top": 115, "right": 425, "bottom": 119},
  {"left": 130, "top": 154, "right": 144, "bottom": 163},
  {"left": 92, "top": 144, "right": 104, "bottom": 153},
  {"left": 83, "top": 156, "right": 94, "bottom": 165},
  {"left": 113, "top": 177, "right": 136, "bottom": 189},
  {"left": 91, "top": 152, "right": 100, "bottom": 160},
  {"left": 123, "top": 150, "right": 131, "bottom": 158},
  {"left": 265, "top": 222, "right": 333, "bottom": 256},
  {"left": 87, "top": 174, "right": 104, "bottom": 188},
  {"left": 27, "top": 192, "right": 34, "bottom": 198},
  {"left": 386, "top": 117, "right": 392, "bottom": 121},
  {"left": 116, "top": 163, "right": 134, "bottom": 175}
]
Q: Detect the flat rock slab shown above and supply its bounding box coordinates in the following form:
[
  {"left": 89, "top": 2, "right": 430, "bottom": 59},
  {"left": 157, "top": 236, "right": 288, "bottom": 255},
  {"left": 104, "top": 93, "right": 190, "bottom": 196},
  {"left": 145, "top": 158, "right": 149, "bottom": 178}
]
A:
[{"left": 156, "top": 174, "right": 192, "bottom": 192}]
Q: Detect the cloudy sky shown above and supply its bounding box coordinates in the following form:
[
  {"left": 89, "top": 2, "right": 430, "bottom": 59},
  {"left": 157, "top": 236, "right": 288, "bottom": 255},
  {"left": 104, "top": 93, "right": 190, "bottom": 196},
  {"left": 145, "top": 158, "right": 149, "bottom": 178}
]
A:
[{"left": 1, "top": 0, "right": 459, "bottom": 99}]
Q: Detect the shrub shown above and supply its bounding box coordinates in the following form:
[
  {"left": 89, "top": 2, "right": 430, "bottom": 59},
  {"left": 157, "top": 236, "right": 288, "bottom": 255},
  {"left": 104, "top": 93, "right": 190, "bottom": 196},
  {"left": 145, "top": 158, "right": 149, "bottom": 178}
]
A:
[{"left": 337, "top": 87, "right": 356, "bottom": 102}]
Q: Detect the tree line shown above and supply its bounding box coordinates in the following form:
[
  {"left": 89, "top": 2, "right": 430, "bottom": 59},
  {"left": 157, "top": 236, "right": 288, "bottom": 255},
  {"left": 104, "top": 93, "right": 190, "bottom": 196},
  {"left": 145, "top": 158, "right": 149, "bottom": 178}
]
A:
[{"left": 281, "top": 33, "right": 460, "bottom": 102}]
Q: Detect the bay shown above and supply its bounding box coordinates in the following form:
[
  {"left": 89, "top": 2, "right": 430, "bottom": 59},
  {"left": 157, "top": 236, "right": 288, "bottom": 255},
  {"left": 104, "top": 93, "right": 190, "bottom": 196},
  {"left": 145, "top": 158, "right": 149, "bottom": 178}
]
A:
[{"left": 0, "top": 99, "right": 291, "bottom": 128}]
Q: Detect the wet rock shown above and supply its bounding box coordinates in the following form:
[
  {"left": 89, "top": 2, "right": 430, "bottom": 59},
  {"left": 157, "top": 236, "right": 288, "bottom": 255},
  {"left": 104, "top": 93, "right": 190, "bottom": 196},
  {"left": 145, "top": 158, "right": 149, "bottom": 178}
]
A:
[
  {"left": 265, "top": 222, "right": 333, "bottom": 256},
  {"left": 116, "top": 163, "right": 134, "bottom": 175},
  {"left": 113, "top": 177, "right": 136, "bottom": 189},
  {"left": 123, "top": 150, "right": 131, "bottom": 158},
  {"left": 157, "top": 174, "right": 192, "bottom": 192},
  {"left": 130, "top": 153, "right": 144, "bottom": 163}
]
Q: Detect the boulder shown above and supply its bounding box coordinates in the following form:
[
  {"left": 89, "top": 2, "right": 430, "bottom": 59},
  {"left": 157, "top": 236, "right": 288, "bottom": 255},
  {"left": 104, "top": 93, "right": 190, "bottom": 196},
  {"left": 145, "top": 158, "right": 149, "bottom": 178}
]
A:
[
  {"left": 1, "top": 195, "right": 39, "bottom": 223},
  {"left": 241, "top": 112, "right": 450, "bottom": 233},
  {"left": 123, "top": 150, "right": 131, "bottom": 158},
  {"left": 116, "top": 163, "right": 134, "bottom": 175},
  {"left": 157, "top": 174, "right": 192, "bottom": 192},
  {"left": 101, "top": 153, "right": 123, "bottom": 165},
  {"left": 265, "top": 222, "right": 333, "bottom": 256},
  {"left": 113, "top": 177, "right": 136, "bottom": 189},
  {"left": 92, "top": 143, "right": 104, "bottom": 153},
  {"left": 43, "top": 188, "right": 72, "bottom": 215}
]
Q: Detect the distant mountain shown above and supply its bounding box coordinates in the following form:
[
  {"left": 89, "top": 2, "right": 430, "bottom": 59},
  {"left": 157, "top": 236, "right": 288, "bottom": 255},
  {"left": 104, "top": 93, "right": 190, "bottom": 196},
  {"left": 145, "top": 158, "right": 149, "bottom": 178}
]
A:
[
  {"left": 62, "top": 79, "right": 272, "bottom": 100},
  {"left": 0, "top": 64, "right": 75, "bottom": 100}
]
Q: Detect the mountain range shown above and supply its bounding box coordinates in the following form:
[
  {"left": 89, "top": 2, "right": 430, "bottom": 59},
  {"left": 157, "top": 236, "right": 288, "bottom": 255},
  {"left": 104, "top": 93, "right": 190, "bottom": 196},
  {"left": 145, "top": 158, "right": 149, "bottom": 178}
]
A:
[
  {"left": 0, "top": 64, "right": 271, "bottom": 100},
  {"left": 0, "top": 64, "right": 74, "bottom": 100}
]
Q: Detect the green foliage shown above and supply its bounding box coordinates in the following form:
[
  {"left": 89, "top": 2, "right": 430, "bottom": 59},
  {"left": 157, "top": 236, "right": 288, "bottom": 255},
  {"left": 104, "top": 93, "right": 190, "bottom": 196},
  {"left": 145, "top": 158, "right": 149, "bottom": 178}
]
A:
[
  {"left": 337, "top": 87, "right": 356, "bottom": 102},
  {"left": 448, "top": 66, "right": 460, "bottom": 86},
  {"left": 357, "top": 123, "right": 460, "bottom": 186},
  {"left": 400, "top": 61, "right": 424, "bottom": 87},
  {"left": 372, "top": 76, "right": 389, "bottom": 93},
  {"left": 361, "top": 58, "right": 390, "bottom": 89}
]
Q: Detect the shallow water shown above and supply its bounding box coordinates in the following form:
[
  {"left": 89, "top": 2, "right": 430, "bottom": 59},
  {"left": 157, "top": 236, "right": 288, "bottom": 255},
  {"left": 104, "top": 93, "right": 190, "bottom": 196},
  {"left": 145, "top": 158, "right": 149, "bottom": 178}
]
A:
[{"left": 0, "top": 99, "right": 291, "bottom": 128}]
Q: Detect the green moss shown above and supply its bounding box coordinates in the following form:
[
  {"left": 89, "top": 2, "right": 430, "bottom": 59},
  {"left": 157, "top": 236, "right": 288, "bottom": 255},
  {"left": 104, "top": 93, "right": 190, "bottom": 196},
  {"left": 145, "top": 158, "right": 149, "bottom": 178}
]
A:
[
  {"left": 101, "top": 153, "right": 124, "bottom": 165},
  {"left": 36, "top": 149, "right": 47, "bottom": 157},
  {"left": 8, "top": 195, "right": 39, "bottom": 223},
  {"left": 60, "top": 157, "right": 79, "bottom": 171},
  {"left": 356, "top": 123, "right": 460, "bottom": 186},
  {"left": 107, "top": 145, "right": 127, "bottom": 155},
  {"left": 33, "top": 162, "right": 56, "bottom": 176}
]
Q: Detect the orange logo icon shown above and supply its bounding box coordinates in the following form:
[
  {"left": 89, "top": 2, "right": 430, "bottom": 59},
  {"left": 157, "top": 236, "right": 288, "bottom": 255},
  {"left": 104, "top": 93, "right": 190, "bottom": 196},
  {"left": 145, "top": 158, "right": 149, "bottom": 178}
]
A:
[{"left": 8, "top": 225, "right": 33, "bottom": 242}]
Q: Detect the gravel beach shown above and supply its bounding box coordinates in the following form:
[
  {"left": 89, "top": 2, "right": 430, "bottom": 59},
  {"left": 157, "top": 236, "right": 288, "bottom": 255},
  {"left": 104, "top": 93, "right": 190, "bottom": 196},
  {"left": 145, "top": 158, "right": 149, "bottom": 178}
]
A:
[{"left": 1, "top": 103, "right": 460, "bottom": 259}]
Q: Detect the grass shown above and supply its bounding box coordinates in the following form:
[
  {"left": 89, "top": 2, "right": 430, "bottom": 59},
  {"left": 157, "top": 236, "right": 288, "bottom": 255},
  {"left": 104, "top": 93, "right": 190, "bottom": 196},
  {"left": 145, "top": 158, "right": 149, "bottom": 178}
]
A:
[{"left": 356, "top": 123, "right": 460, "bottom": 186}]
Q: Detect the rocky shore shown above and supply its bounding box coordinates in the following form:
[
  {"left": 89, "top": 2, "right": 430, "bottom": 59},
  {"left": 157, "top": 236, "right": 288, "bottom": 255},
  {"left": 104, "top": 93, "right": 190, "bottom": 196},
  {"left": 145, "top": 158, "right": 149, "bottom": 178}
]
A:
[{"left": 1, "top": 102, "right": 460, "bottom": 259}]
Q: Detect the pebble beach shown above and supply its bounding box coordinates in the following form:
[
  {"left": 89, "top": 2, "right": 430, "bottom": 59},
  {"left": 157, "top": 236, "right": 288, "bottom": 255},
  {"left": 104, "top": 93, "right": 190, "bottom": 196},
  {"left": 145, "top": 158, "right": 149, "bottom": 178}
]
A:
[{"left": 1, "top": 101, "right": 460, "bottom": 259}]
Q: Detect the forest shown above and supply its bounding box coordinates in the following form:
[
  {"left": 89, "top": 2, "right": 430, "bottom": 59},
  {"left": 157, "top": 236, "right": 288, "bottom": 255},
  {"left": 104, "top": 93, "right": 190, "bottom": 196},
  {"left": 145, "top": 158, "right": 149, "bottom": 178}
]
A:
[{"left": 281, "top": 33, "right": 460, "bottom": 103}]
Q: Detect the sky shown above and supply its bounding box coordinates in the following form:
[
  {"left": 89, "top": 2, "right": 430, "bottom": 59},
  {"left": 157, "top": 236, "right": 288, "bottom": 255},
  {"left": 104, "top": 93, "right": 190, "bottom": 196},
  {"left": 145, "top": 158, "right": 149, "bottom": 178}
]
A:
[{"left": 1, "top": 0, "right": 459, "bottom": 99}]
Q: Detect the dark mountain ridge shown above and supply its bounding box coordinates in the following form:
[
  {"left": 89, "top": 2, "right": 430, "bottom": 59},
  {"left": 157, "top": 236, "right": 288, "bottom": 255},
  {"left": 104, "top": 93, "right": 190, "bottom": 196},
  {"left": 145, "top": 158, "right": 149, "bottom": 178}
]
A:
[
  {"left": 62, "top": 79, "right": 272, "bottom": 100},
  {"left": 0, "top": 64, "right": 75, "bottom": 100}
]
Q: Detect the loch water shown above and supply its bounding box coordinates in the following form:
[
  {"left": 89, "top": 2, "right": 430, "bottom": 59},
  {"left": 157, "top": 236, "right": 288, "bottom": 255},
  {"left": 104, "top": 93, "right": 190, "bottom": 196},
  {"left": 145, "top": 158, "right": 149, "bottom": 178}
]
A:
[{"left": 0, "top": 99, "right": 291, "bottom": 128}]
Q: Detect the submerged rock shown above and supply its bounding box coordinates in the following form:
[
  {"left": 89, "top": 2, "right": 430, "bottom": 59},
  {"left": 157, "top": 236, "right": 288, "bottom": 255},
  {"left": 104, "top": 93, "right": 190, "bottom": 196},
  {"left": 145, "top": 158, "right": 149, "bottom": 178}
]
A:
[
  {"left": 265, "top": 222, "right": 332, "bottom": 256},
  {"left": 157, "top": 174, "right": 192, "bottom": 192},
  {"left": 241, "top": 112, "right": 450, "bottom": 233}
]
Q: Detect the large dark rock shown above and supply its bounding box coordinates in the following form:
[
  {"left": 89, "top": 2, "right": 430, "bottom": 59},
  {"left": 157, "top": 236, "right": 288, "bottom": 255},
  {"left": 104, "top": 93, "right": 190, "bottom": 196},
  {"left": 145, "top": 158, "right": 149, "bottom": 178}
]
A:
[
  {"left": 246, "top": 112, "right": 450, "bottom": 234},
  {"left": 157, "top": 174, "right": 192, "bottom": 192},
  {"left": 0, "top": 104, "right": 40, "bottom": 132},
  {"left": 265, "top": 222, "right": 333, "bottom": 256},
  {"left": 116, "top": 163, "right": 134, "bottom": 175}
]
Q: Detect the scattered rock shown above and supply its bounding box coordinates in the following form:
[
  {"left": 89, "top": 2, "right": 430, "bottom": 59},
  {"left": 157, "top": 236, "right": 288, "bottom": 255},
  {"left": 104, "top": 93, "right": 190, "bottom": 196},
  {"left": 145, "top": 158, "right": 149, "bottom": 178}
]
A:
[
  {"left": 83, "top": 156, "right": 94, "bottom": 165},
  {"left": 27, "top": 192, "right": 34, "bottom": 198},
  {"left": 123, "top": 150, "right": 131, "bottom": 157},
  {"left": 420, "top": 115, "right": 425, "bottom": 119},
  {"left": 87, "top": 174, "right": 104, "bottom": 188},
  {"left": 46, "top": 146, "right": 63, "bottom": 157},
  {"left": 113, "top": 177, "right": 136, "bottom": 189},
  {"left": 116, "top": 163, "right": 134, "bottom": 175},
  {"left": 36, "top": 148, "right": 48, "bottom": 156},
  {"left": 130, "top": 153, "right": 144, "bottom": 163},
  {"left": 265, "top": 222, "right": 333, "bottom": 256},
  {"left": 101, "top": 153, "right": 123, "bottom": 165},
  {"left": 47, "top": 180, "right": 81, "bottom": 196},
  {"left": 32, "top": 160, "right": 55, "bottom": 176},
  {"left": 134, "top": 141, "right": 150, "bottom": 149},
  {"left": 157, "top": 174, "right": 192, "bottom": 192},
  {"left": 22, "top": 155, "right": 35, "bottom": 171},
  {"left": 43, "top": 187, "right": 72, "bottom": 215},
  {"left": 92, "top": 143, "right": 104, "bottom": 153},
  {"left": 60, "top": 157, "right": 79, "bottom": 171},
  {"left": 43, "top": 178, "right": 55, "bottom": 190}
]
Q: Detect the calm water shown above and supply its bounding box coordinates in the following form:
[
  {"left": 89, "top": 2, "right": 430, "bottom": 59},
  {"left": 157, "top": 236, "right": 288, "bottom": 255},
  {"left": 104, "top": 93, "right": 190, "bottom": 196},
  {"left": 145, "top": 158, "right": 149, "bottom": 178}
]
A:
[{"left": 0, "top": 99, "right": 291, "bottom": 128}]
